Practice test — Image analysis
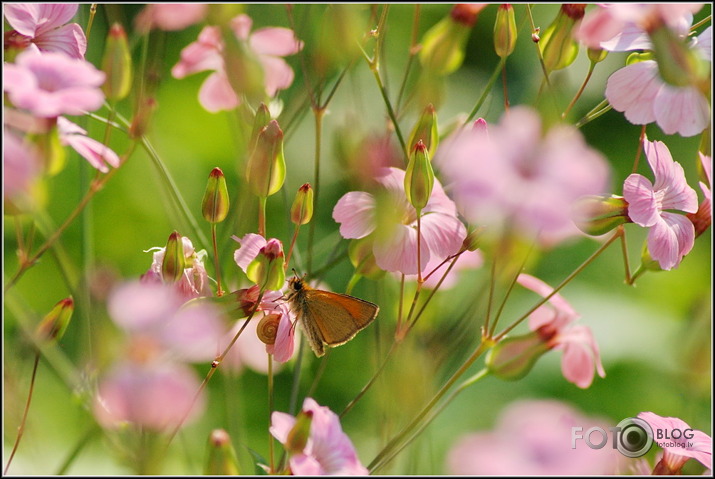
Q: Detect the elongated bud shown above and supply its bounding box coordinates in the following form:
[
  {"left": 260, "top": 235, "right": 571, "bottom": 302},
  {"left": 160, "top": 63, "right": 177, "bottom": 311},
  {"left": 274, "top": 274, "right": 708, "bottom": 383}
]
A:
[
  {"left": 285, "top": 409, "right": 314, "bottom": 455},
  {"left": 407, "top": 104, "right": 439, "bottom": 158},
  {"left": 161, "top": 231, "right": 186, "bottom": 283},
  {"left": 246, "top": 120, "right": 286, "bottom": 198},
  {"left": 485, "top": 332, "right": 551, "bottom": 381},
  {"left": 221, "top": 22, "right": 265, "bottom": 105},
  {"left": 348, "top": 237, "right": 385, "bottom": 280},
  {"left": 419, "top": 5, "right": 486, "bottom": 76},
  {"left": 101, "top": 23, "right": 133, "bottom": 102},
  {"left": 404, "top": 140, "right": 435, "bottom": 211},
  {"left": 129, "top": 97, "right": 157, "bottom": 139},
  {"left": 246, "top": 239, "right": 286, "bottom": 291},
  {"left": 540, "top": 4, "right": 585, "bottom": 72},
  {"left": 249, "top": 103, "right": 272, "bottom": 154},
  {"left": 204, "top": 429, "right": 240, "bottom": 475},
  {"left": 648, "top": 25, "right": 708, "bottom": 89},
  {"left": 291, "top": 183, "right": 314, "bottom": 225},
  {"left": 35, "top": 297, "right": 74, "bottom": 343},
  {"left": 202, "top": 167, "right": 230, "bottom": 223},
  {"left": 462, "top": 226, "right": 486, "bottom": 252},
  {"left": 494, "top": 4, "right": 517, "bottom": 58},
  {"left": 572, "top": 195, "right": 629, "bottom": 236}
]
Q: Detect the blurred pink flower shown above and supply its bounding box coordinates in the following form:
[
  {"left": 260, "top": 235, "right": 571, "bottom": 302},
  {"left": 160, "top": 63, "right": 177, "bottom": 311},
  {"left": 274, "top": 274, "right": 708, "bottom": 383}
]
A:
[
  {"left": 57, "top": 117, "right": 120, "bottom": 173},
  {"left": 518, "top": 273, "right": 605, "bottom": 388},
  {"left": 3, "top": 128, "right": 40, "bottom": 203},
  {"left": 93, "top": 360, "right": 205, "bottom": 431},
  {"left": 3, "top": 50, "right": 105, "bottom": 118},
  {"left": 141, "top": 235, "right": 212, "bottom": 301},
  {"left": 436, "top": 107, "right": 610, "bottom": 245},
  {"left": 171, "top": 14, "right": 303, "bottom": 112},
  {"left": 3, "top": 3, "right": 87, "bottom": 59},
  {"left": 333, "top": 167, "right": 467, "bottom": 275},
  {"left": 623, "top": 138, "right": 698, "bottom": 270},
  {"left": 447, "top": 399, "right": 620, "bottom": 475},
  {"left": 134, "top": 3, "right": 208, "bottom": 32},
  {"left": 270, "top": 398, "right": 369, "bottom": 475},
  {"left": 638, "top": 412, "right": 712, "bottom": 473}
]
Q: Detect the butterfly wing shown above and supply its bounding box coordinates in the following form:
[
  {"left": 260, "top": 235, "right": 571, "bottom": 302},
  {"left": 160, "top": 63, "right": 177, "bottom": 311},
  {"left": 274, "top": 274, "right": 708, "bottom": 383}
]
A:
[{"left": 303, "top": 289, "right": 379, "bottom": 346}]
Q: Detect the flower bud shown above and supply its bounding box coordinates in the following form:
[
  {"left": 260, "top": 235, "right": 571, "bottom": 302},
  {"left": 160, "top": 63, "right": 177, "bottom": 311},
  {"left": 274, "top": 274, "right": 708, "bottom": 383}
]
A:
[
  {"left": 686, "top": 200, "right": 711, "bottom": 238},
  {"left": 31, "top": 121, "right": 66, "bottom": 176},
  {"left": 204, "top": 429, "right": 240, "bottom": 475},
  {"left": 462, "top": 226, "right": 486, "bottom": 252},
  {"left": 101, "top": 23, "right": 133, "bottom": 102},
  {"left": 407, "top": 104, "right": 439, "bottom": 158},
  {"left": 540, "top": 4, "right": 585, "bottom": 72},
  {"left": 35, "top": 297, "right": 74, "bottom": 344},
  {"left": 639, "top": 242, "right": 663, "bottom": 273},
  {"left": 587, "top": 47, "right": 608, "bottom": 64},
  {"left": 249, "top": 103, "right": 272, "bottom": 154},
  {"left": 572, "top": 195, "right": 629, "bottom": 236},
  {"left": 246, "top": 120, "right": 286, "bottom": 198},
  {"left": 648, "top": 24, "right": 708, "bottom": 88},
  {"left": 246, "top": 239, "right": 286, "bottom": 291},
  {"left": 494, "top": 4, "right": 517, "bottom": 58},
  {"left": 285, "top": 409, "right": 314, "bottom": 455},
  {"left": 404, "top": 140, "right": 434, "bottom": 211},
  {"left": 485, "top": 332, "right": 551, "bottom": 381},
  {"left": 419, "top": 5, "right": 484, "bottom": 76},
  {"left": 202, "top": 167, "right": 230, "bottom": 223},
  {"left": 348, "top": 237, "right": 385, "bottom": 280},
  {"left": 161, "top": 231, "right": 186, "bottom": 284},
  {"left": 221, "top": 23, "right": 265, "bottom": 105},
  {"left": 129, "top": 97, "right": 157, "bottom": 139},
  {"left": 290, "top": 183, "right": 314, "bottom": 225}
]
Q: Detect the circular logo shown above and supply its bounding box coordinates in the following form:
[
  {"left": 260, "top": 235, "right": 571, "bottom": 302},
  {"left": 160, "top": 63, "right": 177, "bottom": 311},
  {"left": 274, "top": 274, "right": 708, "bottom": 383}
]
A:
[{"left": 615, "top": 417, "right": 653, "bottom": 458}]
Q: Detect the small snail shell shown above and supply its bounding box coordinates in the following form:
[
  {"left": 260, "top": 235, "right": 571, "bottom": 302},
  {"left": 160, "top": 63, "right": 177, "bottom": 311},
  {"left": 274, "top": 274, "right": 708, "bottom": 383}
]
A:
[{"left": 257, "top": 313, "right": 281, "bottom": 345}]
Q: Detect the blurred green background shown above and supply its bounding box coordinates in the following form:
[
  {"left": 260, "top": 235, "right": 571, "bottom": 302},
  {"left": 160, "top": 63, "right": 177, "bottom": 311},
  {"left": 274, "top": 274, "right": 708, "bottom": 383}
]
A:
[{"left": 3, "top": 4, "right": 711, "bottom": 475}]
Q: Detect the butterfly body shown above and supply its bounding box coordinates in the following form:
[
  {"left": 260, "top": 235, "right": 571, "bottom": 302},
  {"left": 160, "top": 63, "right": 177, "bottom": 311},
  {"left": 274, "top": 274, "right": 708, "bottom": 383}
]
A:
[{"left": 286, "top": 277, "right": 379, "bottom": 357}]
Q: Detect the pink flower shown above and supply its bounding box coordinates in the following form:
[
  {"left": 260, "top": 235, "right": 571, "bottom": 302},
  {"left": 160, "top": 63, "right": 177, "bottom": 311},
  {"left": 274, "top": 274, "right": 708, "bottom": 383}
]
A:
[
  {"left": 3, "top": 3, "right": 87, "bottom": 59},
  {"left": 518, "top": 273, "right": 605, "bottom": 388},
  {"left": 93, "top": 360, "right": 205, "bottom": 431},
  {"left": 447, "top": 399, "right": 620, "bottom": 475},
  {"left": 623, "top": 138, "right": 698, "bottom": 270},
  {"left": 134, "top": 4, "right": 208, "bottom": 33},
  {"left": 436, "top": 107, "right": 610, "bottom": 245},
  {"left": 3, "top": 50, "right": 105, "bottom": 118},
  {"left": 171, "top": 14, "right": 303, "bottom": 113},
  {"left": 698, "top": 152, "right": 712, "bottom": 203},
  {"left": 333, "top": 167, "right": 467, "bottom": 275},
  {"left": 3, "top": 128, "right": 40, "bottom": 204},
  {"left": 270, "top": 398, "right": 369, "bottom": 475},
  {"left": 57, "top": 117, "right": 120, "bottom": 173},
  {"left": 141, "top": 235, "right": 212, "bottom": 301},
  {"left": 638, "top": 412, "right": 712, "bottom": 473}
]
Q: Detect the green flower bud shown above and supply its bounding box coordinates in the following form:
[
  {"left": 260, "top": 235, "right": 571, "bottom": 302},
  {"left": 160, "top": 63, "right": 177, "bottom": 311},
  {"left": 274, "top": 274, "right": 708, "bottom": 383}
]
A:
[
  {"left": 101, "top": 23, "right": 133, "bottom": 102},
  {"left": 648, "top": 24, "right": 708, "bottom": 88},
  {"left": 407, "top": 104, "right": 439, "bottom": 158},
  {"left": 639, "top": 242, "right": 663, "bottom": 273},
  {"left": 419, "top": 4, "right": 484, "bottom": 76},
  {"left": 348, "top": 236, "right": 385, "bottom": 280},
  {"left": 572, "top": 195, "right": 629, "bottom": 236},
  {"left": 462, "top": 226, "right": 486, "bottom": 252},
  {"left": 161, "top": 231, "right": 186, "bottom": 284},
  {"left": 204, "top": 429, "right": 240, "bottom": 475},
  {"left": 404, "top": 140, "right": 435, "bottom": 211},
  {"left": 246, "top": 120, "right": 286, "bottom": 198},
  {"left": 485, "top": 332, "right": 551, "bottom": 381},
  {"left": 249, "top": 103, "right": 272, "bottom": 154},
  {"left": 540, "top": 4, "right": 585, "bottom": 72},
  {"left": 290, "top": 183, "right": 314, "bottom": 225},
  {"left": 494, "top": 4, "right": 517, "bottom": 58},
  {"left": 202, "top": 167, "right": 230, "bottom": 223},
  {"left": 285, "top": 409, "right": 313, "bottom": 455},
  {"left": 35, "top": 297, "right": 74, "bottom": 344},
  {"left": 246, "top": 239, "right": 286, "bottom": 291},
  {"left": 587, "top": 47, "right": 608, "bottom": 64},
  {"left": 30, "top": 120, "right": 66, "bottom": 176}
]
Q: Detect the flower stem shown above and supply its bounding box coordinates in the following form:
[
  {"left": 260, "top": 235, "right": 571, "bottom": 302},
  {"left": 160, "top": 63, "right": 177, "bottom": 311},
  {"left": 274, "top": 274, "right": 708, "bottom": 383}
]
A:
[
  {"left": 575, "top": 99, "right": 612, "bottom": 128},
  {"left": 307, "top": 107, "right": 325, "bottom": 275},
  {"left": 4, "top": 352, "right": 40, "bottom": 475},
  {"left": 258, "top": 196, "right": 267, "bottom": 238},
  {"left": 268, "top": 354, "right": 275, "bottom": 472},
  {"left": 562, "top": 61, "right": 596, "bottom": 120},
  {"left": 465, "top": 56, "right": 507, "bottom": 125},
  {"left": 211, "top": 223, "right": 224, "bottom": 296}
]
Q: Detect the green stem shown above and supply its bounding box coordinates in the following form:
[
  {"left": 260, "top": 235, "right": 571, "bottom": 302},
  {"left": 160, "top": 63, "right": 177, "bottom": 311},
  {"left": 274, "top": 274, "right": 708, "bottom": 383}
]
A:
[
  {"left": 3, "top": 352, "right": 40, "bottom": 475},
  {"left": 55, "top": 424, "right": 101, "bottom": 474},
  {"left": 211, "top": 223, "right": 224, "bottom": 296},
  {"left": 464, "top": 56, "right": 507, "bottom": 125},
  {"left": 575, "top": 99, "right": 612, "bottom": 128},
  {"left": 258, "top": 196, "right": 267, "bottom": 238},
  {"left": 268, "top": 354, "right": 275, "bottom": 472},
  {"left": 562, "top": 61, "right": 596, "bottom": 120},
  {"left": 307, "top": 107, "right": 325, "bottom": 275}
]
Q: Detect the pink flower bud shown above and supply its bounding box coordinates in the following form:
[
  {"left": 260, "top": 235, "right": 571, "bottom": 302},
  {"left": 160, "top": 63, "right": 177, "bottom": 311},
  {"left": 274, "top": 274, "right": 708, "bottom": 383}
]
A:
[
  {"left": 290, "top": 183, "right": 314, "bottom": 226},
  {"left": 205, "top": 429, "right": 241, "bottom": 475},
  {"left": 35, "top": 297, "right": 74, "bottom": 343}
]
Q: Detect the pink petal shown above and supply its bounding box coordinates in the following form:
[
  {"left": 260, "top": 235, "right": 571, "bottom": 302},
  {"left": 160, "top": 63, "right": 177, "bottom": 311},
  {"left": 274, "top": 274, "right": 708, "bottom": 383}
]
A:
[
  {"left": 4, "top": 4, "right": 78, "bottom": 37},
  {"left": 419, "top": 212, "right": 466, "bottom": 260},
  {"left": 605, "top": 61, "right": 659, "bottom": 125},
  {"left": 267, "top": 308, "right": 295, "bottom": 363},
  {"left": 598, "top": 23, "right": 652, "bottom": 51},
  {"left": 61, "top": 133, "right": 120, "bottom": 172},
  {"left": 647, "top": 214, "right": 695, "bottom": 270},
  {"left": 161, "top": 303, "right": 226, "bottom": 362},
  {"left": 233, "top": 233, "right": 267, "bottom": 271},
  {"left": 198, "top": 71, "right": 239, "bottom": 112},
  {"left": 269, "top": 411, "right": 297, "bottom": 444},
  {"left": 34, "top": 23, "right": 87, "bottom": 58},
  {"left": 332, "top": 191, "right": 376, "bottom": 239},
  {"left": 643, "top": 140, "right": 698, "bottom": 213},
  {"left": 171, "top": 26, "right": 223, "bottom": 78},
  {"left": 258, "top": 55, "right": 295, "bottom": 97},
  {"left": 574, "top": 7, "right": 627, "bottom": 49},
  {"left": 654, "top": 86, "right": 711, "bottom": 137},
  {"left": 373, "top": 224, "right": 429, "bottom": 275},
  {"left": 250, "top": 26, "right": 303, "bottom": 56},
  {"left": 558, "top": 325, "right": 605, "bottom": 389},
  {"left": 638, "top": 412, "right": 712, "bottom": 470},
  {"left": 422, "top": 177, "right": 459, "bottom": 216},
  {"left": 3, "top": 128, "right": 39, "bottom": 199},
  {"left": 623, "top": 174, "right": 659, "bottom": 226},
  {"left": 693, "top": 26, "right": 712, "bottom": 62},
  {"left": 230, "top": 14, "right": 252, "bottom": 41},
  {"left": 108, "top": 281, "right": 182, "bottom": 332}
]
